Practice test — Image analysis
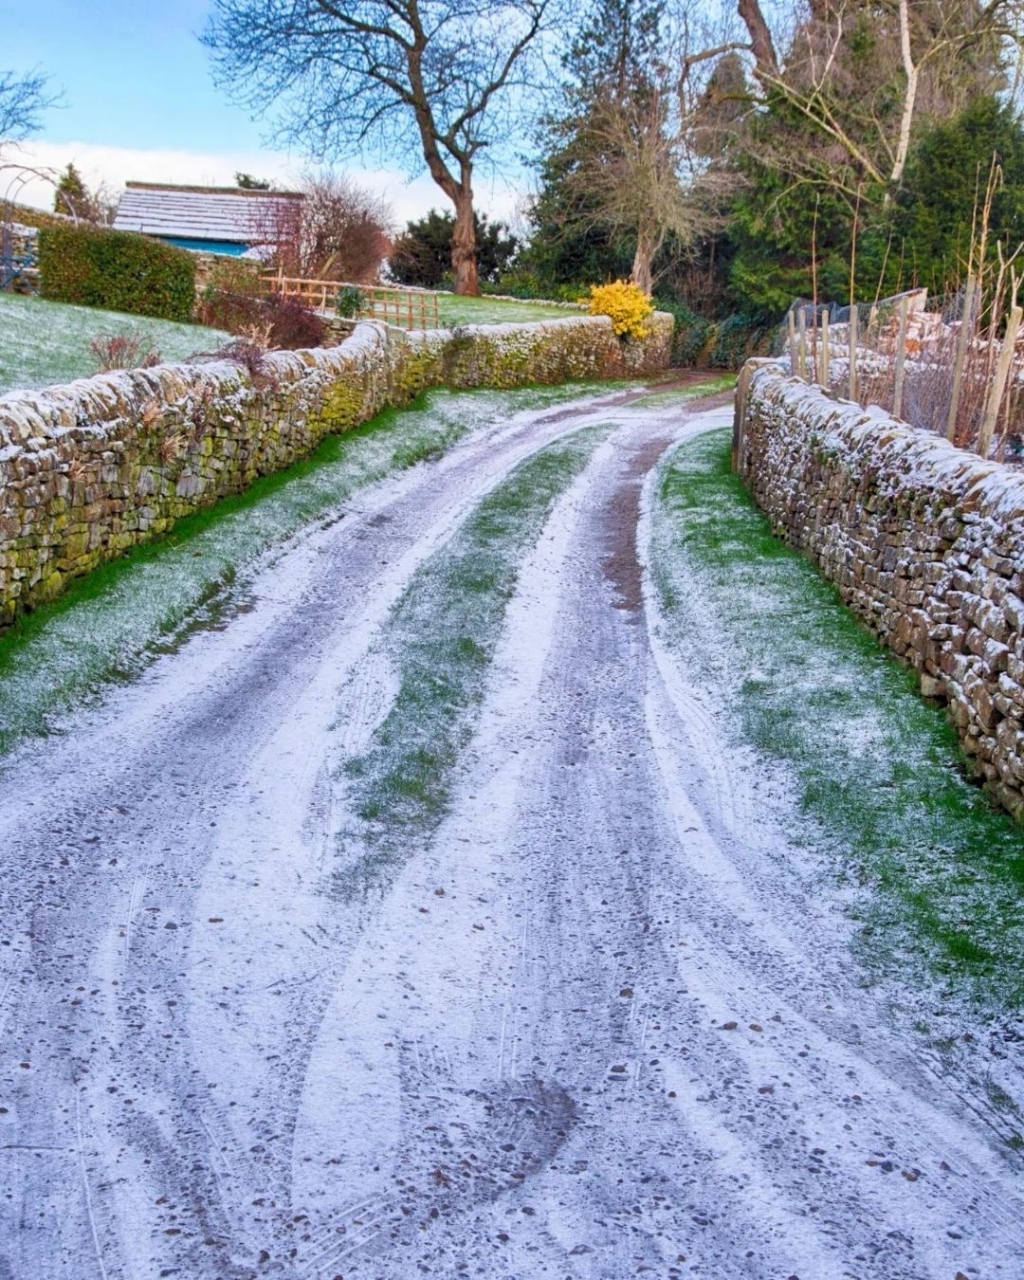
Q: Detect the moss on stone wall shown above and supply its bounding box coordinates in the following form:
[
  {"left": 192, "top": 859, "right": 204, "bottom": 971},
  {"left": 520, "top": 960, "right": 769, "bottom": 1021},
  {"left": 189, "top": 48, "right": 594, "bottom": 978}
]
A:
[{"left": 0, "top": 314, "right": 671, "bottom": 628}]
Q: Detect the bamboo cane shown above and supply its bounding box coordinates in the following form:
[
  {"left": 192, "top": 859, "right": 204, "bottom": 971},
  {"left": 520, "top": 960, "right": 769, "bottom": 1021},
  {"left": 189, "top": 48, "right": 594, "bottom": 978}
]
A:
[
  {"left": 849, "top": 305, "right": 859, "bottom": 401},
  {"left": 819, "top": 311, "right": 830, "bottom": 385}
]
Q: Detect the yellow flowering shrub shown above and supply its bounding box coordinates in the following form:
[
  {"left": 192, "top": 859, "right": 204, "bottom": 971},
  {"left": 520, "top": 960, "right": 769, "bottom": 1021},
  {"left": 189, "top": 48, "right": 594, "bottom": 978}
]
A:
[{"left": 586, "top": 280, "right": 654, "bottom": 341}]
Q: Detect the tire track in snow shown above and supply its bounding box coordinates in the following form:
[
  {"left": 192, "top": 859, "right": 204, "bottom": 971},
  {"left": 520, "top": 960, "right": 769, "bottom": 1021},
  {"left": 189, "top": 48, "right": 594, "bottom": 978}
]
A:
[
  {"left": 0, "top": 384, "right": 645, "bottom": 1278},
  {"left": 1, "top": 388, "right": 1021, "bottom": 1276}
]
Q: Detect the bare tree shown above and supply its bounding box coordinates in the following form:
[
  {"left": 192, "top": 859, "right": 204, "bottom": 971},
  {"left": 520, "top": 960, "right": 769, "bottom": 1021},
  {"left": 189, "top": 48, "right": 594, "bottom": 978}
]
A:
[
  {"left": 564, "top": 77, "right": 732, "bottom": 292},
  {"left": 204, "top": 0, "right": 555, "bottom": 294},
  {"left": 531, "top": 0, "right": 740, "bottom": 292},
  {"left": 254, "top": 173, "right": 394, "bottom": 282},
  {"left": 0, "top": 68, "right": 57, "bottom": 147}
]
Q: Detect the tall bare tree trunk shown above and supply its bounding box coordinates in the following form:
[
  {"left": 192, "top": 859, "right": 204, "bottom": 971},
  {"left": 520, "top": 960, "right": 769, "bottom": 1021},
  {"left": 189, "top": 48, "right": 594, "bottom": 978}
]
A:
[
  {"left": 451, "top": 185, "right": 479, "bottom": 296},
  {"left": 891, "top": 0, "right": 919, "bottom": 188},
  {"left": 631, "top": 232, "right": 655, "bottom": 294}
]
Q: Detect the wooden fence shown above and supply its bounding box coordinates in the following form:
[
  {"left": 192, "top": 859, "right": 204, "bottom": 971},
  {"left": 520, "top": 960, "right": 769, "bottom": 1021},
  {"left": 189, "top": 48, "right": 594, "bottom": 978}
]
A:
[{"left": 264, "top": 275, "right": 440, "bottom": 331}]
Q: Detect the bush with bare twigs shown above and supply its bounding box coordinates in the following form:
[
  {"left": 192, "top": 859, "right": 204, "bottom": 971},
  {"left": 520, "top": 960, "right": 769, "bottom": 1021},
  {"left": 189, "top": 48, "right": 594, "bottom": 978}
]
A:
[{"left": 89, "top": 332, "right": 162, "bottom": 372}]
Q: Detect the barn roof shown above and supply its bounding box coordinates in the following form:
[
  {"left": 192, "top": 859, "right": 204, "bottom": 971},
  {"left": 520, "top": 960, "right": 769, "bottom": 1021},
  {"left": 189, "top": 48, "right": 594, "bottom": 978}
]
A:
[{"left": 113, "top": 182, "right": 304, "bottom": 245}]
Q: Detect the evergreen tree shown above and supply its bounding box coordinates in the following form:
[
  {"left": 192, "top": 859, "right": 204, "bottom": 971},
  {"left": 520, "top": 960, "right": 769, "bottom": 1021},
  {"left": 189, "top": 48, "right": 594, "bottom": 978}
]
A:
[
  {"left": 726, "top": 2, "right": 1014, "bottom": 316},
  {"left": 54, "top": 163, "right": 91, "bottom": 220},
  {"left": 390, "top": 210, "right": 518, "bottom": 287},
  {"left": 890, "top": 98, "right": 1024, "bottom": 296}
]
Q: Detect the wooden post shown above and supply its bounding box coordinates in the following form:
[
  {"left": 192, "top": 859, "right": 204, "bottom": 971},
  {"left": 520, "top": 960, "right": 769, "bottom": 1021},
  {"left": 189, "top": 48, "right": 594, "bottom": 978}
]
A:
[
  {"left": 848, "top": 305, "right": 859, "bottom": 401},
  {"left": 797, "top": 308, "right": 808, "bottom": 380},
  {"left": 787, "top": 310, "right": 798, "bottom": 374},
  {"left": 892, "top": 294, "right": 910, "bottom": 419},
  {"left": 947, "top": 275, "right": 977, "bottom": 441},
  {"left": 979, "top": 302, "right": 1022, "bottom": 458},
  {"left": 819, "top": 311, "right": 830, "bottom": 385}
]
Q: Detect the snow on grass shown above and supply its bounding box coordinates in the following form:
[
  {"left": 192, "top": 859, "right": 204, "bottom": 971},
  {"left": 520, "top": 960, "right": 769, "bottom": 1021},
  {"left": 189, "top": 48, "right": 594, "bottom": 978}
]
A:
[
  {"left": 435, "top": 293, "right": 581, "bottom": 326},
  {"left": 0, "top": 292, "right": 230, "bottom": 393},
  {"left": 334, "top": 422, "right": 611, "bottom": 898},
  {"left": 651, "top": 428, "right": 1024, "bottom": 1128},
  {"left": 629, "top": 375, "right": 736, "bottom": 407},
  {"left": 0, "top": 384, "right": 601, "bottom": 763}
]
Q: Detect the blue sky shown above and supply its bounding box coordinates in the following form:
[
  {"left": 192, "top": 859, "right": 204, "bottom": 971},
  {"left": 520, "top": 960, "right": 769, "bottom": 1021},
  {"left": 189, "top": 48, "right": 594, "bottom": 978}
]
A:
[
  {"left": 2, "top": 0, "right": 520, "bottom": 222},
  {"left": 5, "top": 0, "right": 263, "bottom": 153}
]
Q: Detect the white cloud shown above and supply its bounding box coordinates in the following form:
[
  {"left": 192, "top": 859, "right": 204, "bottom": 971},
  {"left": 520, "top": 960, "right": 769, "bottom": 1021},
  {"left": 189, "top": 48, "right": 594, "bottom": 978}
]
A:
[{"left": 3, "top": 141, "right": 524, "bottom": 227}]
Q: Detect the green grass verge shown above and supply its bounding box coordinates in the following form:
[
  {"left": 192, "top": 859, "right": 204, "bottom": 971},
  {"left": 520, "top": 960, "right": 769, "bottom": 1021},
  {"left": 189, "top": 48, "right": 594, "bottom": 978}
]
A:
[
  {"left": 0, "top": 383, "right": 604, "bottom": 762},
  {"left": 0, "top": 292, "right": 229, "bottom": 393},
  {"left": 336, "top": 423, "right": 609, "bottom": 897},
  {"left": 435, "top": 293, "right": 581, "bottom": 326},
  {"left": 629, "top": 375, "right": 736, "bottom": 407},
  {"left": 652, "top": 429, "right": 1024, "bottom": 1010}
]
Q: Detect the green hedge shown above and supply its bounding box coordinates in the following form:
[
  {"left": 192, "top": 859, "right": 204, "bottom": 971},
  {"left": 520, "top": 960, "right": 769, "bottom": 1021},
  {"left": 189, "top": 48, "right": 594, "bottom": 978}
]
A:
[
  {"left": 38, "top": 224, "right": 196, "bottom": 323},
  {"left": 654, "top": 297, "right": 771, "bottom": 369}
]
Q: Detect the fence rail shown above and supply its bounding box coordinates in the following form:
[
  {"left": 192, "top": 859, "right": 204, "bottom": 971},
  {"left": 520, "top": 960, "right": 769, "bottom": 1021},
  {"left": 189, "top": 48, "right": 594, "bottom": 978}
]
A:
[{"left": 264, "top": 275, "right": 440, "bottom": 331}]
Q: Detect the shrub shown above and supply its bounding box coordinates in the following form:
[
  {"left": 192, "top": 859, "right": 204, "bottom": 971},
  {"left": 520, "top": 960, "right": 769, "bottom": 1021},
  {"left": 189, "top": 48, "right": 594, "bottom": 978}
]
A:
[
  {"left": 264, "top": 294, "right": 326, "bottom": 348},
  {"left": 188, "top": 339, "right": 279, "bottom": 390},
  {"left": 707, "top": 313, "right": 771, "bottom": 369},
  {"left": 335, "top": 284, "right": 363, "bottom": 318},
  {"left": 586, "top": 280, "right": 653, "bottom": 340},
  {"left": 195, "top": 288, "right": 264, "bottom": 335},
  {"left": 195, "top": 289, "right": 325, "bottom": 349},
  {"left": 38, "top": 224, "right": 196, "bottom": 322},
  {"left": 479, "top": 270, "right": 587, "bottom": 304},
  {"left": 89, "top": 332, "right": 162, "bottom": 372},
  {"left": 654, "top": 297, "right": 712, "bottom": 366},
  {"left": 203, "top": 255, "right": 265, "bottom": 298}
]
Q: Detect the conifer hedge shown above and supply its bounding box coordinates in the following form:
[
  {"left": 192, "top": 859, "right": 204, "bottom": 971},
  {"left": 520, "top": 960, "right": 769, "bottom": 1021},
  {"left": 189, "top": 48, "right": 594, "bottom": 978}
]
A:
[{"left": 38, "top": 225, "right": 196, "bottom": 323}]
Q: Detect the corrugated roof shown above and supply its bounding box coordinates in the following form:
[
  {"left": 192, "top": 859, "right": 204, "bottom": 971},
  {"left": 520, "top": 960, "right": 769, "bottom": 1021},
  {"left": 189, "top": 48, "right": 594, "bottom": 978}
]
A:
[{"left": 113, "top": 183, "right": 304, "bottom": 245}]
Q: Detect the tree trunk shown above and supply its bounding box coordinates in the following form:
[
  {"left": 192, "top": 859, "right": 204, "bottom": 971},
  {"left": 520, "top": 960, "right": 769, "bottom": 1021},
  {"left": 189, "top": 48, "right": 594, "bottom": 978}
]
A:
[
  {"left": 631, "top": 229, "right": 656, "bottom": 295},
  {"left": 450, "top": 188, "right": 479, "bottom": 296},
  {"left": 890, "top": 0, "right": 919, "bottom": 188},
  {"left": 736, "top": 0, "right": 779, "bottom": 79}
]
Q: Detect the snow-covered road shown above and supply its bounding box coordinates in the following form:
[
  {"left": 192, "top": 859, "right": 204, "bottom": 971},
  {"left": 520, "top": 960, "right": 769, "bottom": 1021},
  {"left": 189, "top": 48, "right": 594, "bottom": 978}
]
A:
[{"left": 1, "top": 388, "right": 1022, "bottom": 1278}]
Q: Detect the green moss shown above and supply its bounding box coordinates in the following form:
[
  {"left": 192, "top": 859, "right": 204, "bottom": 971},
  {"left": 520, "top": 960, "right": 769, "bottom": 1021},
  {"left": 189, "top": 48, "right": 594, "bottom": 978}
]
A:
[{"left": 315, "top": 378, "right": 368, "bottom": 434}]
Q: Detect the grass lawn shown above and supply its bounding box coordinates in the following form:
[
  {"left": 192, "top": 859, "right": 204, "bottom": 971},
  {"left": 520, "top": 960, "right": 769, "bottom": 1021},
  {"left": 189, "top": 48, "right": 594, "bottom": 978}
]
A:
[
  {"left": 652, "top": 429, "right": 1024, "bottom": 1012},
  {"left": 0, "top": 291, "right": 588, "bottom": 396},
  {"left": 0, "top": 293, "right": 229, "bottom": 394},
  {"left": 434, "top": 292, "right": 583, "bottom": 326},
  {"left": 336, "top": 422, "right": 608, "bottom": 898}
]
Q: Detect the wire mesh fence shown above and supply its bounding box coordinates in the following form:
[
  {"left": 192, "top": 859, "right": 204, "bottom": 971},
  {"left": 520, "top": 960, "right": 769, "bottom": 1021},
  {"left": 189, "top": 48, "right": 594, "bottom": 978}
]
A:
[{"left": 775, "top": 289, "right": 1024, "bottom": 463}]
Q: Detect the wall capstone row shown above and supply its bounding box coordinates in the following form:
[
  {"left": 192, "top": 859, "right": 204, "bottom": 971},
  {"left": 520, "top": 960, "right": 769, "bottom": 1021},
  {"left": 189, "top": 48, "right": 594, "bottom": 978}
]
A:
[
  {"left": 736, "top": 359, "right": 1024, "bottom": 819},
  {"left": 0, "top": 313, "right": 671, "bottom": 627}
]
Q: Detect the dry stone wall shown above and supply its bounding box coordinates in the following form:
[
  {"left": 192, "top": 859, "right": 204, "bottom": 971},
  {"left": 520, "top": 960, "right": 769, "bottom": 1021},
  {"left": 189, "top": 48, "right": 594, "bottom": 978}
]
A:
[
  {"left": 735, "top": 359, "right": 1024, "bottom": 818},
  {"left": 0, "top": 313, "right": 671, "bottom": 627}
]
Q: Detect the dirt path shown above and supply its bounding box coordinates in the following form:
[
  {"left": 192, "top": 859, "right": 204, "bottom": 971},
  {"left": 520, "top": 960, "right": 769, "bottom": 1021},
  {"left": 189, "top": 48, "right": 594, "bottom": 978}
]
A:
[{"left": 0, "top": 388, "right": 1021, "bottom": 1278}]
